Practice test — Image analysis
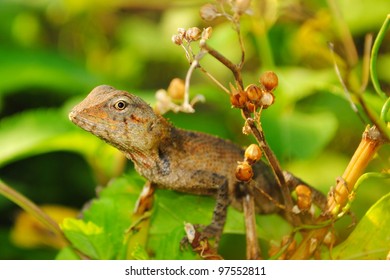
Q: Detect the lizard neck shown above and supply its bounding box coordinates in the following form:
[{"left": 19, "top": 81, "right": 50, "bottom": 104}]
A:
[{"left": 124, "top": 115, "right": 174, "bottom": 174}]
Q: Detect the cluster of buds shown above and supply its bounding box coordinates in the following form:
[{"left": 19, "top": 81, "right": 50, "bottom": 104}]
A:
[
  {"left": 172, "top": 27, "right": 212, "bottom": 46},
  {"left": 235, "top": 144, "right": 262, "bottom": 181},
  {"left": 199, "top": 0, "right": 252, "bottom": 22},
  {"left": 155, "top": 78, "right": 205, "bottom": 114},
  {"left": 230, "top": 71, "right": 278, "bottom": 111}
]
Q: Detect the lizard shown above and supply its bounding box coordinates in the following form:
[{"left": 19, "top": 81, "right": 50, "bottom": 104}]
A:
[{"left": 69, "top": 85, "right": 327, "bottom": 247}]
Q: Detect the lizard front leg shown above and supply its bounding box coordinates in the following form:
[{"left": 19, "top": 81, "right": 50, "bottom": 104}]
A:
[
  {"left": 201, "top": 180, "right": 229, "bottom": 247},
  {"left": 182, "top": 179, "right": 230, "bottom": 249}
]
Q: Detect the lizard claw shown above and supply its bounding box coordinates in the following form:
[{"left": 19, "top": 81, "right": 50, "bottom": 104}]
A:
[
  {"left": 181, "top": 223, "right": 223, "bottom": 259},
  {"left": 181, "top": 223, "right": 220, "bottom": 250}
]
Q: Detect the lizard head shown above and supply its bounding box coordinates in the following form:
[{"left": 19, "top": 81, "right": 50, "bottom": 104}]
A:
[{"left": 69, "top": 85, "right": 170, "bottom": 155}]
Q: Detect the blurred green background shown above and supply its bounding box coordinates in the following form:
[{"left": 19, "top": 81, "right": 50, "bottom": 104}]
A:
[{"left": 0, "top": 0, "right": 389, "bottom": 259}]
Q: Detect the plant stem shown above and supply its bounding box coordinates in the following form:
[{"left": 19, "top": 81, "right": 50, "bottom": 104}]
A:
[
  {"left": 327, "top": 126, "right": 386, "bottom": 214},
  {"left": 0, "top": 179, "right": 68, "bottom": 246},
  {"left": 289, "top": 125, "right": 387, "bottom": 259},
  {"left": 380, "top": 97, "right": 390, "bottom": 122},
  {"left": 243, "top": 182, "right": 260, "bottom": 259},
  {"left": 370, "top": 14, "right": 390, "bottom": 99},
  {"left": 201, "top": 42, "right": 244, "bottom": 89},
  {"left": 244, "top": 116, "right": 300, "bottom": 226}
]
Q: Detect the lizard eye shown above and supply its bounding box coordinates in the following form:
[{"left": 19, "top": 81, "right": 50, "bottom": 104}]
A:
[{"left": 114, "top": 100, "right": 127, "bottom": 110}]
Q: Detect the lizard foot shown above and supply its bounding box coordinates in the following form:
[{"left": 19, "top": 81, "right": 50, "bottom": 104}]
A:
[
  {"left": 181, "top": 223, "right": 223, "bottom": 259},
  {"left": 181, "top": 223, "right": 221, "bottom": 250}
]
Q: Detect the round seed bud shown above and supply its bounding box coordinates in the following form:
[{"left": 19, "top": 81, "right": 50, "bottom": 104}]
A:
[
  {"left": 244, "top": 144, "right": 262, "bottom": 164},
  {"left": 200, "top": 3, "right": 219, "bottom": 21},
  {"left": 186, "top": 27, "right": 202, "bottom": 41},
  {"left": 260, "top": 91, "right": 275, "bottom": 108},
  {"left": 259, "top": 71, "right": 278, "bottom": 91},
  {"left": 167, "top": 78, "right": 185, "bottom": 100},
  {"left": 245, "top": 84, "right": 263, "bottom": 102},
  {"left": 296, "top": 184, "right": 312, "bottom": 211},
  {"left": 235, "top": 161, "right": 253, "bottom": 181}
]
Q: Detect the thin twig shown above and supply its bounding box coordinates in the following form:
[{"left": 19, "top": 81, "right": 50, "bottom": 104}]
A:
[
  {"left": 244, "top": 116, "right": 300, "bottom": 226},
  {"left": 328, "top": 42, "right": 366, "bottom": 125},
  {"left": 200, "top": 42, "right": 244, "bottom": 89},
  {"left": 199, "top": 66, "right": 231, "bottom": 94},
  {"left": 182, "top": 50, "right": 208, "bottom": 113}
]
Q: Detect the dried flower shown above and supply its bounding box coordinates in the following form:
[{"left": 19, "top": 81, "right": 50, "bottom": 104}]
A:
[
  {"left": 245, "top": 84, "right": 263, "bottom": 102},
  {"left": 235, "top": 161, "right": 253, "bottom": 181},
  {"left": 177, "top": 27, "right": 186, "bottom": 37},
  {"left": 244, "top": 144, "right": 262, "bottom": 164},
  {"left": 260, "top": 91, "right": 275, "bottom": 108},
  {"left": 167, "top": 78, "right": 185, "bottom": 100},
  {"left": 296, "top": 184, "right": 312, "bottom": 211},
  {"left": 259, "top": 71, "right": 278, "bottom": 91},
  {"left": 200, "top": 3, "right": 219, "bottom": 21},
  {"left": 202, "top": 26, "right": 213, "bottom": 40},
  {"left": 232, "top": 0, "right": 251, "bottom": 16},
  {"left": 230, "top": 91, "right": 247, "bottom": 108},
  {"left": 185, "top": 27, "right": 202, "bottom": 41},
  {"left": 171, "top": 34, "right": 182, "bottom": 45}
]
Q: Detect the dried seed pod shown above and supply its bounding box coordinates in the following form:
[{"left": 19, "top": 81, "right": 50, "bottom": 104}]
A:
[
  {"left": 242, "top": 122, "right": 251, "bottom": 135},
  {"left": 244, "top": 144, "right": 262, "bottom": 164},
  {"left": 245, "top": 84, "right": 263, "bottom": 102},
  {"left": 171, "top": 34, "right": 183, "bottom": 45},
  {"left": 230, "top": 91, "right": 247, "bottom": 108},
  {"left": 202, "top": 27, "right": 213, "bottom": 40},
  {"left": 167, "top": 78, "right": 185, "bottom": 100},
  {"left": 232, "top": 0, "right": 251, "bottom": 15},
  {"left": 296, "top": 184, "right": 312, "bottom": 211},
  {"left": 259, "top": 71, "right": 278, "bottom": 91},
  {"left": 186, "top": 27, "right": 202, "bottom": 41},
  {"left": 323, "top": 231, "right": 336, "bottom": 247},
  {"left": 177, "top": 27, "right": 186, "bottom": 37},
  {"left": 245, "top": 101, "right": 256, "bottom": 112},
  {"left": 235, "top": 161, "right": 253, "bottom": 181},
  {"left": 200, "top": 3, "right": 219, "bottom": 21},
  {"left": 260, "top": 91, "right": 275, "bottom": 108}
]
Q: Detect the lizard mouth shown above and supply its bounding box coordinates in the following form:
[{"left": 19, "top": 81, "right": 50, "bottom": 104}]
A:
[{"left": 69, "top": 110, "right": 99, "bottom": 134}]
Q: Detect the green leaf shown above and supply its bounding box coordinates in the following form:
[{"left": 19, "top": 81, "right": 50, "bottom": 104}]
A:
[
  {"left": 0, "top": 47, "right": 99, "bottom": 97},
  {"left": 60, "top": 176, "right": 142, "bottom": 259},
  {"left": 148, "top": 189, "right": 291, "bottom": 259},
  {"left": 55, "top": 246, "right": 81, "bottom": 260},
  {"left": 263, "top": 111, "right": 338, "bottom": 160},
  {"left": 61, "top": 219, "right": 104, "bottom": 260},
  {"left": 331, "top": 192, "right": 390, "bottom": 259}
]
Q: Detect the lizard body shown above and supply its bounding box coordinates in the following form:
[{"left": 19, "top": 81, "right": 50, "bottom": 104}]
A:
[{"left": 69, "top": 85, "right": 325, "bottom": 244}]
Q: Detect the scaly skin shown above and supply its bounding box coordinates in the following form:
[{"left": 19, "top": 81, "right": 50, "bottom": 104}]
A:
[{"left": 69, "top": 85, "right": 326, "bottom": 245}]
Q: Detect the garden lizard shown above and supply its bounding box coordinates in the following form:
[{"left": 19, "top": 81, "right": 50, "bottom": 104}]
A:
[{"left": 69, "top": 85, "right": 326, "bottom": 245}]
